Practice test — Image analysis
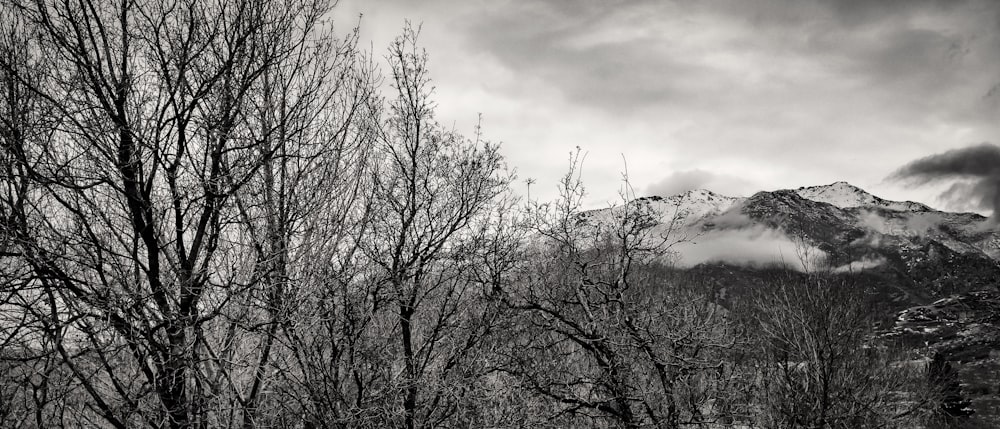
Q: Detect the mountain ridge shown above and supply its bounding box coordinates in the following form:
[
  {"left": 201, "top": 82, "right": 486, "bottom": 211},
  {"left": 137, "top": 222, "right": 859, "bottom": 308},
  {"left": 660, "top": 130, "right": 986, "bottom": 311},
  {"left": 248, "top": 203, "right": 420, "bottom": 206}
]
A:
[
  {"left": 583, "top": 181, "right": 1000, "bottom": 306},
  {"left": 794, "top": 181, "right": 933, "bottom": 212}
]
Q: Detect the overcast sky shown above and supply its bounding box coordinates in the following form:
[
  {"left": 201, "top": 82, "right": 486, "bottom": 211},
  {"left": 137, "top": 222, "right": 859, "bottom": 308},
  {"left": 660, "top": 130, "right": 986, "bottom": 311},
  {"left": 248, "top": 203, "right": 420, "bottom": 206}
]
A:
[{"left": 332, "top": 0, "right": 1000, "bottom": 211}]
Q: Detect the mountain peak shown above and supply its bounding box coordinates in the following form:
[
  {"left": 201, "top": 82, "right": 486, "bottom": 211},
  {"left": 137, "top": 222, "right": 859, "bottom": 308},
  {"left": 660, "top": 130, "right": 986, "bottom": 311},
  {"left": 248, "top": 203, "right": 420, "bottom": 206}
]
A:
[
  {"left": 624, "top": 188, "right": 744, "bottom": 227},
  {"left": 682, "top": 188, "right": 725, "bottom": 199},
  {"left": 797, "top": 181, "right": 864, "bottom": 193},
  {"left": 794, "top": 182, "right": 931, "bottom": 212}
]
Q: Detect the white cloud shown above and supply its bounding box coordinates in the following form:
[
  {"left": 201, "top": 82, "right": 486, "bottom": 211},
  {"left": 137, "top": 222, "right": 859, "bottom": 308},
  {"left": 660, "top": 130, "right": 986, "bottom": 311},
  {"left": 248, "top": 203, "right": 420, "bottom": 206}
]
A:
[
  {"left": 833, "top": 256, "right": 887, "bottom": 273},
  {"left": 671, "top": 224, "right": 825, "bottom": 271},
  {"left": 333, "top": 0, "right": 1000, "bottom": 208},
  {"left": 646, "top": 169, "right": 762, "bottom": 197}
]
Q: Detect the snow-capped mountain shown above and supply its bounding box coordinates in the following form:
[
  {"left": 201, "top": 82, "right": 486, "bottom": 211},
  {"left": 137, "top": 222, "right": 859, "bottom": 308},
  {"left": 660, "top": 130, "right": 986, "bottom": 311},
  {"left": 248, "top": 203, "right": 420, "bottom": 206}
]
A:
[
  {"left": 582, "top": 181, "right": 1000, "bottom": 305},
  {"left": 637, "top": 189, "right": 744, "bottom": 224},
  {"left": 794, "top": 181, "right": 931, "bottom": 212},
  {"left": 579, "top": 189, "right": 742, "bottom": 235}
]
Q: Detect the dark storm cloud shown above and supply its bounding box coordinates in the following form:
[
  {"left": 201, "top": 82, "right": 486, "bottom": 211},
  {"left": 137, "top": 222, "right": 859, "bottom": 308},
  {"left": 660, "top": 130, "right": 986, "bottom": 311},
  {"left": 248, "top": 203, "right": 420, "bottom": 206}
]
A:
[
  {"left": 890, "top": 143, "right": 1000, "bottom": 218},
  {"left": 893, "top": 143, "right": 1000, "bottom": 179}
]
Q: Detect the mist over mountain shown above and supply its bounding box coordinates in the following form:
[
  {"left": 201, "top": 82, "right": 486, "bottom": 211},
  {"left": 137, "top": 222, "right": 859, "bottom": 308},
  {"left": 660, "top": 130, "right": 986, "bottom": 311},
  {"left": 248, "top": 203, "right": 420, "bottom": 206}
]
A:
[{"left": 586, "top": 181, "right": 1000, "bottom": 307}]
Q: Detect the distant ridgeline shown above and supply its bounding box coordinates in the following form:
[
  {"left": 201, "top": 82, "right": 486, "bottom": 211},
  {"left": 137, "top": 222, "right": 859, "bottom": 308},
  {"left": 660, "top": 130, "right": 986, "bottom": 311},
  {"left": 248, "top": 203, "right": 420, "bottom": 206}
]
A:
[{"left": 583, "top": 181, "right": 1000, "bottom": 310}]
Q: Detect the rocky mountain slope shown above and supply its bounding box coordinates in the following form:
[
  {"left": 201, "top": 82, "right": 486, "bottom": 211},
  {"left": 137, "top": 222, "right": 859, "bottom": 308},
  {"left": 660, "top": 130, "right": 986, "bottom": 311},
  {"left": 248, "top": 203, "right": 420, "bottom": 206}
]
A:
[{"left": 585, "top": 181, "right": 1000, "bottom": 306}]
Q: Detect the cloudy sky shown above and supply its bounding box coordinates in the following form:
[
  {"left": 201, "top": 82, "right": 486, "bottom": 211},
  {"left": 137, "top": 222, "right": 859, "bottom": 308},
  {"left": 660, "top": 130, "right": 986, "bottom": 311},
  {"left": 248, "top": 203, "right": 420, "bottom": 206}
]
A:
[{"left": 333, "top": 0, "right": 1000, "bottom": 211}]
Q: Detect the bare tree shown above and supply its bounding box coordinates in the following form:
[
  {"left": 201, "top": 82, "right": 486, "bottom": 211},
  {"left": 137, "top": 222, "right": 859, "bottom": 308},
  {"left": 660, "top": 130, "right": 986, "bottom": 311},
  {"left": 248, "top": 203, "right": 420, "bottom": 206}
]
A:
[
  {"left": 746, "top": 274, "right": 934, "bottom": 428},
  {"left": 207, "top": 16, "right": 377, "bottom": 429},
  {"left": 0, "top": 0, "right": 366, "bottom": 427},
  {"left": 360, "top": 25, "right": 513, "bottom": 429},
  {"left": 248, "top": 25, "right": 518, "bottom": 429},
  {"left": 0, "top": 11, "right": 90, "bottom": 429}
]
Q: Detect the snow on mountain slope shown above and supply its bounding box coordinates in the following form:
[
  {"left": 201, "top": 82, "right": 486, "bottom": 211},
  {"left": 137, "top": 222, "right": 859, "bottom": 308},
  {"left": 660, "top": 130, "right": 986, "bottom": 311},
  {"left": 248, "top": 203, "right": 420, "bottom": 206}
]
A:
[
  {"left": 642, "top": 189, "right": 744, "bottom": 226},
  {"left": 795, "top": 181, "right": 931, "bottom": 212},
  {"left": 583, "top": 189, "right": 744, "bottom": 229},
  {"left": 579, "top": 182, "right": 1000, "bottom": 273},
  {"left": 584, "top": 189, "right": 814, "bottom": 270}
]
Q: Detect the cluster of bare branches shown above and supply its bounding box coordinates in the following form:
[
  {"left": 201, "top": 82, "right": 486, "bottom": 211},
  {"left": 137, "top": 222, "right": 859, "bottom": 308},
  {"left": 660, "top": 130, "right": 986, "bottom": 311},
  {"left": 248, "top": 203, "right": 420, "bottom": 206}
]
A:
[
  {"left": 0, "top": 2, "right": 965, "bottom": 428},
  {"left": 482, "top": 155, "right": 742, "bottom": 428},
  {"left": 741, "top": 275, "right": 940, "bottom": 428}
]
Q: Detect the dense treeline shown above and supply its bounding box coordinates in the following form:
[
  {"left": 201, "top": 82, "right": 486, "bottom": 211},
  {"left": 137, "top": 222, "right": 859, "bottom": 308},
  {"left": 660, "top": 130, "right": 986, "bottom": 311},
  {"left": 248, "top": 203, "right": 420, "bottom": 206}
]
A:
[{"left": 0, "top": 1, "right": 970, "bottom": 427}]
